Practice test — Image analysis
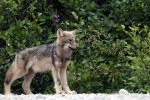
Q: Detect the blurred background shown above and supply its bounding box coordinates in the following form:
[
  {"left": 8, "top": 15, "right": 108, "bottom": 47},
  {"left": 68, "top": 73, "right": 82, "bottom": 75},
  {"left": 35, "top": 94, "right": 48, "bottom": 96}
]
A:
[{"left": 0, "top": 0, "right": 150, "bottom": 94}]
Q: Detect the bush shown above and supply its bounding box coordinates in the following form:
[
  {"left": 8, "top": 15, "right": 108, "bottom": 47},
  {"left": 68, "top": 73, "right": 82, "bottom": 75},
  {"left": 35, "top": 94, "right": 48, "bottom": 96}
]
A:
[{"left": 0, "top": 0, "right": 150, "bottom": 94}]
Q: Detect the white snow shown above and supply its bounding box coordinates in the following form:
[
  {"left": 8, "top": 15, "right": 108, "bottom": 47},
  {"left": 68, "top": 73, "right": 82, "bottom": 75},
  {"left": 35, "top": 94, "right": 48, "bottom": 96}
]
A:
[{"left": 0, "top": 89, "right": 149, "bottom": 100}]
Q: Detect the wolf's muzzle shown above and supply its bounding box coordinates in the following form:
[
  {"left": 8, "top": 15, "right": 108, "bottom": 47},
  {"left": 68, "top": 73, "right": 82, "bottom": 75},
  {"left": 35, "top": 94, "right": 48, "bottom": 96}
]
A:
[{"left": 69, "top": 43, "right": 78, "bottom": 50}]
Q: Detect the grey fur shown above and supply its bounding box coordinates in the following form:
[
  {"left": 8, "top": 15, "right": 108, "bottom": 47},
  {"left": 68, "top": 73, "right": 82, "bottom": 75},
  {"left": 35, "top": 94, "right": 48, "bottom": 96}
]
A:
[{"left": 4, "top": 28, "right": 78, "bottom": 95}]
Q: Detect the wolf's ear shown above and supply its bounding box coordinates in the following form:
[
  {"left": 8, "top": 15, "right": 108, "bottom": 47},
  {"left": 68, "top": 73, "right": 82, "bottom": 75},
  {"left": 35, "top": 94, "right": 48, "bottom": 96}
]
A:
[
  {"left": 71, "top": 29, "right": 77, "bottom": 35},
  {"left": 57, "top": 28, "right": 64, "bottom": 37}
]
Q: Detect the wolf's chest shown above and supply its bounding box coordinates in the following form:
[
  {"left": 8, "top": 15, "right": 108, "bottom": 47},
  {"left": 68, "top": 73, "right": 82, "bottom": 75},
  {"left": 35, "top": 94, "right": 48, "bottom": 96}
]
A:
[
  {"left": 54, "top": 58, "right": 70, "bottom": 68},
  {"left": 55, "top": 61, "right": 62, "bottom": 67}
]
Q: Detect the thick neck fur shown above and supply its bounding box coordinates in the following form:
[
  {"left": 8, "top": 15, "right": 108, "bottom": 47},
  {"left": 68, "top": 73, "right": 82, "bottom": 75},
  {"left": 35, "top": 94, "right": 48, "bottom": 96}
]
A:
[{"left": 55, "top": 42, "right": 72, "bottom": 59}]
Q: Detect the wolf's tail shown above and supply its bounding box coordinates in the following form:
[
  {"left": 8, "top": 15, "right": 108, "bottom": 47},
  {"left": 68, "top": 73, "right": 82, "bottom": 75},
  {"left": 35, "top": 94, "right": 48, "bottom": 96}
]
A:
[{"left": 4, "top": 55, "right": 18, "bottom": 85}]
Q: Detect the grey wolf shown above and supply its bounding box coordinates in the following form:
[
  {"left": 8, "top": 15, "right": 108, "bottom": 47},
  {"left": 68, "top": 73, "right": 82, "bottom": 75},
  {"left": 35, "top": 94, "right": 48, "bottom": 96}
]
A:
[{"left": 4, "top": 28, "right": 78, "bottom": 95}]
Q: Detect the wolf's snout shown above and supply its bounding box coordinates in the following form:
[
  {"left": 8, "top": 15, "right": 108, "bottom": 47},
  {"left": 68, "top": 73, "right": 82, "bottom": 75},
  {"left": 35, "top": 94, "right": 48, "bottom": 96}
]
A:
[{"left": 70, "top": 43, "right": 78, "bottom": 50}]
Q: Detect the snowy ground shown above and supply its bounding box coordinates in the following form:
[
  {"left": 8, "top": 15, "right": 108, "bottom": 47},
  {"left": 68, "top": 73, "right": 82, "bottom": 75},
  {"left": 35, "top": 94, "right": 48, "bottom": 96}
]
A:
[{"left": 0, "top": 89, "right": 149, "bottom": 100}]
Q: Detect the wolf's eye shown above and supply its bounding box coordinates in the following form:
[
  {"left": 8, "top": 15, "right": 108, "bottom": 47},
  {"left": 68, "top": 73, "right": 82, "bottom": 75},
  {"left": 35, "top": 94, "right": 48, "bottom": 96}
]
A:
[{"left": 67, "top": 39, "right": 72, "bottom": 42}]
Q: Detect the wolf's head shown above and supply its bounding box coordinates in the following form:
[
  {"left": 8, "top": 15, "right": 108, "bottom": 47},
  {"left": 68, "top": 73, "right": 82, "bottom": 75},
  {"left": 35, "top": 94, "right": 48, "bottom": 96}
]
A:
[{"left": 56, "top": 28, "right": 78, "bottom": 51}]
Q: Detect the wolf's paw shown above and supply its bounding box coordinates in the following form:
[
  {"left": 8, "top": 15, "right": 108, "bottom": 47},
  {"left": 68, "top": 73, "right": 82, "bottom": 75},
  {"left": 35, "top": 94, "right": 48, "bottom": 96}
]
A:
[
  {"left": 66, "top": 90, "right": 77, "bottom": 94},
  {"left": 56, "top": 91, "right": 66, "bottom": 94},
  {"left": 5, "top": 93, "right": 14, "bottom": 95}
]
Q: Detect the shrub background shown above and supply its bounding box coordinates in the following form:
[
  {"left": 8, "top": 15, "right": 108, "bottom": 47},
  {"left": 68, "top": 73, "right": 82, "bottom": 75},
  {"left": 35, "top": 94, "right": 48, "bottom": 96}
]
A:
[{"left": 0, "top": 0, "right": 150, "bottom": 94}]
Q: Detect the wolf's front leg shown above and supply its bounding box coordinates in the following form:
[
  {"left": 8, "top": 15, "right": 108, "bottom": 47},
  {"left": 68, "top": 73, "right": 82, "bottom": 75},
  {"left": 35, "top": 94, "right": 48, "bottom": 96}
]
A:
[
  {"left": 51, "top": 67, "right": 64, "bottom": 94},
  {"left": 60, "top": 68, "right": 77, "bottom": 94}
]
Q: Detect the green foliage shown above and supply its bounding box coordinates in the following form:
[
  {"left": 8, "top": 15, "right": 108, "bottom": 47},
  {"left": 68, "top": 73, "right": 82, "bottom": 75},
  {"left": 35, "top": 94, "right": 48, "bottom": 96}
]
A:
[{"left": 0, "top": 0, "right": 150, "bottom": 94}]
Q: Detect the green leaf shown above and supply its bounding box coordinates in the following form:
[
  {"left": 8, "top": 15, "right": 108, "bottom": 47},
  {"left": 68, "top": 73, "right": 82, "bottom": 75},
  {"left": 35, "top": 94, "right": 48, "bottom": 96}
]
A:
[{"left": 71, "top": 11, "right": 78, "bottom": 20}]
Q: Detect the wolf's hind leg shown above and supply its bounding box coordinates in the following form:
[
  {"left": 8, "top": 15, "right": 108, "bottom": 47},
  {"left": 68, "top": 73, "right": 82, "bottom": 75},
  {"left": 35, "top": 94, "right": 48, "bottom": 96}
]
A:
[
  {"left": 4, "top": 66, "right": 13, "bottom": 94},
  {"left": 4, "top": 66, "right": 26, "bottom": 94},
  {"left": 22, "top": 69, "right": 35, "bottom": 95}
]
